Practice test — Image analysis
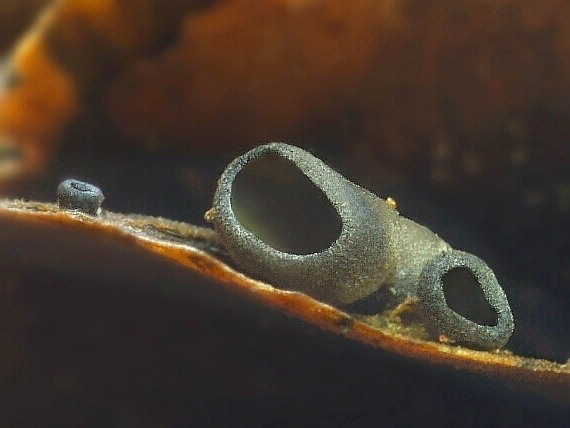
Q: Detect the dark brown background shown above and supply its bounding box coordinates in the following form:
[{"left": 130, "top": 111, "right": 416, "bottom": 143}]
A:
[{"left": 0, "top": 1, "right": 568, "bottom": 425}]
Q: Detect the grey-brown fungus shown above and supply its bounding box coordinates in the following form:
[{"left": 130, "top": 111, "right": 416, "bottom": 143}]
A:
[
  {"left": 57, "top": 178, "right": 104, "bottom": 216},
  {"left": 417, "top": 251, "right": 514, "bottom": 350},
  {"left": 207, "top": 143, "right": 514, "bottom": 349}
]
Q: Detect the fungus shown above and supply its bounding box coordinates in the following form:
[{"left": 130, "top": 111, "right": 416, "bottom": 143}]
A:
[
  {"left": 417, "top": 250, "right": 514, "bottom": 350},
  {"left": 207, "top": 143, "right": 514, "bottom": 349},
  {"left": 56, "top": 178, "right": 104, "bottom": 216}
]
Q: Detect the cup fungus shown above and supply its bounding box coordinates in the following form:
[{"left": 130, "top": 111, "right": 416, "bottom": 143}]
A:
[
  {"left": 56, "top": 178, "right": 104, "bottom": 216},
  {"left": 418, "top": 251, "right": 514, "bottom": 350},
  {"left": 208, "top": 143, "right": 514, "bottom": 350}
]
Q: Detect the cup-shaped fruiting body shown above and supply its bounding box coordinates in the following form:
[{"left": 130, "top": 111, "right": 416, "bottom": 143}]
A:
[
  {"left": 208, "top": 143, "right": 514, "bottom": 349},
  {"left": 57, "top": 179, "right": 104, "bottom": 216},
  {"left": 417, "top": 251, "right": 515, "bottom": 350},
  {"left": 210, "top": 143, "right": 395, "bottom": 305}
]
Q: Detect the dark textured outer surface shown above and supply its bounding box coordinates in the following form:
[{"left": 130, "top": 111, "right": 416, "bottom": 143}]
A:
[
  {"left": 212, "top": 143, "right": 456, "bottom": 306},
  {"left": 211, "top": 143, "right": 394, "bottom": 305},
  {"left": 211, "top": 144, "right": 516, "bottom": 350},
  {"left": 418, "top": 250, "right": 515, "bottom": 350},
  {"left": 382, "top": 207, "right": 452, "bottom": 300},
  {"left": 56, "top": 178, "right": 104, "bottom": 215}
]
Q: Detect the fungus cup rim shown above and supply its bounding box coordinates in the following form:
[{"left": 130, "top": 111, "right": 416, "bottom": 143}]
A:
[{"left": 418, "top": 250, "right": 515, "bottom": 350}]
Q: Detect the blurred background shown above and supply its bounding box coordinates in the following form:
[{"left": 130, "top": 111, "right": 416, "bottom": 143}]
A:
[{"left": 0, "top": 0, "right": 568, "bottom": 425}]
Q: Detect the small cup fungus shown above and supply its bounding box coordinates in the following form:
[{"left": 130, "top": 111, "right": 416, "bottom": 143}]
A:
[
  {"left": 207, "top": 143, "right": 514, "bottom": 349},
  {"left": 57, "top": 178, "right": 104, "bottom": 216}
]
